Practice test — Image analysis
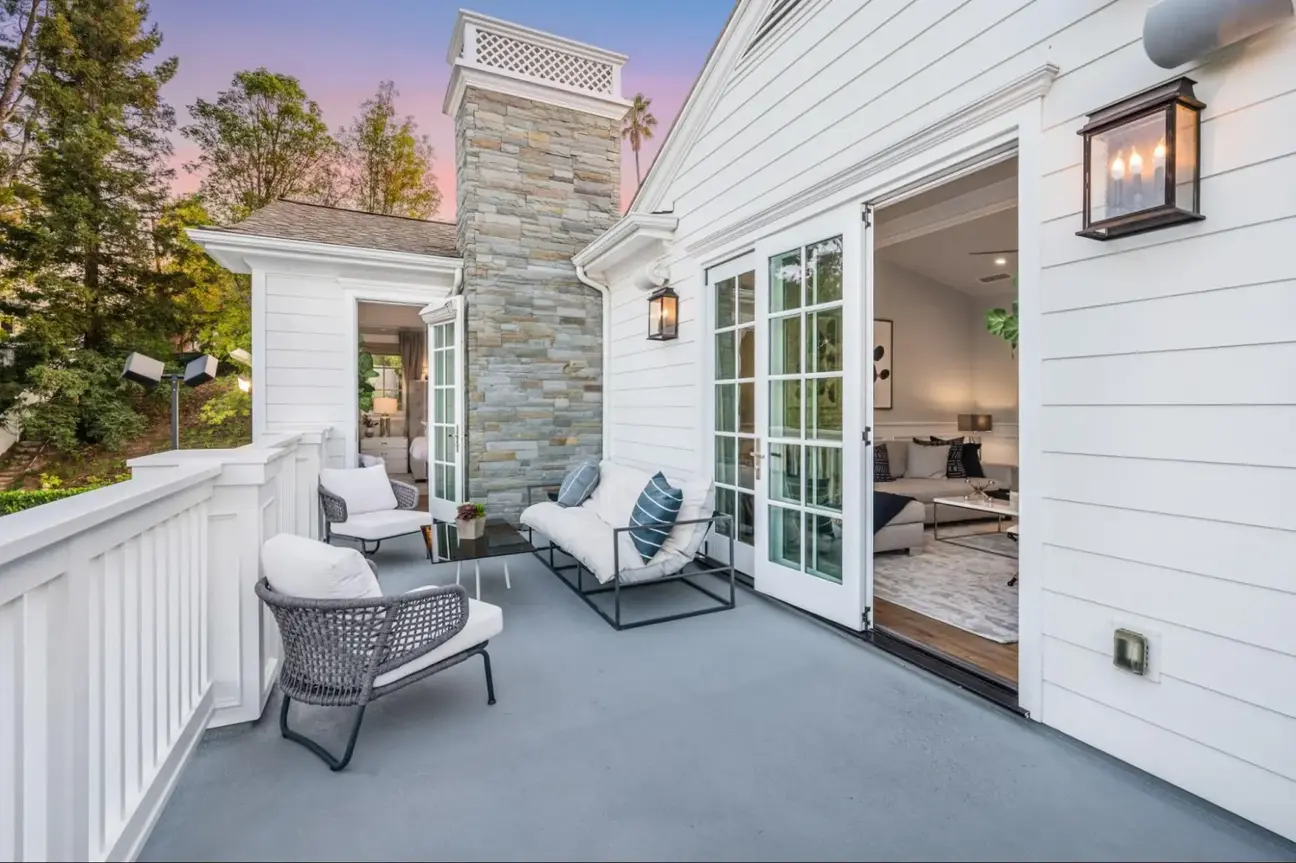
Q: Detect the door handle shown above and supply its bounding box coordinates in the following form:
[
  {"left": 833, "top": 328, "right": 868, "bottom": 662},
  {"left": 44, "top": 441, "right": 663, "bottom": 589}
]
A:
[{"left": 752, "top": 440, "right": 763, "bottom": 481}]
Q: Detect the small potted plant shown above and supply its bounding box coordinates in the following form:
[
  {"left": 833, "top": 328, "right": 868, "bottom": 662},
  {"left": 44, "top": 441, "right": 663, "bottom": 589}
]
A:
[{"left": 456, "top": 502, "right": 487, "bottom": 540}]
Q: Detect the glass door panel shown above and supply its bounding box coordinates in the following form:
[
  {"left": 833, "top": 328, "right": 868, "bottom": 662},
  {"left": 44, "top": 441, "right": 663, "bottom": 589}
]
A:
[
  {"left": 753, "top": 210, "right": 864, "bottom": 630},
  {"left": 706, "top": 256, "right": 757, "bottom": 574},
  {"left": 423, "top": 296, "right": 465, "bottom": 524}
]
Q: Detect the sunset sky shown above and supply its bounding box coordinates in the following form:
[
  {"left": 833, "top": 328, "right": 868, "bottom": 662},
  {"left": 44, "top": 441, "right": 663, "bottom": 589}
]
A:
[{"left": 147, "top": 0, "right": 733, "bottom": 220}]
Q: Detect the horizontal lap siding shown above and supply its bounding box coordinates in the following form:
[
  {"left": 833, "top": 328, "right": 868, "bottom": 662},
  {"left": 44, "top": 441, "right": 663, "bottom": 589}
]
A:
[
  {"left": 624, "top": 0, "right": 1296, "bottom": 839},
  {"left": 1033, "top": 9, "right": 1296, "bottom": 841},
  {"left": 261, "top": 273, "right": 349, "bottom": 436}
]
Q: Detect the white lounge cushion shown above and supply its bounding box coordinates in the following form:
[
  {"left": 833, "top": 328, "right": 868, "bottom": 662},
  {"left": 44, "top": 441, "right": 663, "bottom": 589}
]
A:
[
  {"left": 330, "top": 508, "right": 431, "bottom": 541},
  {"left": 906, "top": 443, "right": 950, "bottom": 480},
  {"left": 521, "top": 501, "right": 690, "bottom": 584},
  {"left": 582, "top": 461, "right": 653, "bottom": 527},
  {"left": 261, "top": 533, "right": 381, "bottom": 600},
  {"left": 662, "top": 476, "right": 715, "bottom": 559},
  {"left": 320, "top": 465, "right": 398, "bottom": 515},
  {"left": 373, "top": 597, "right": 502, "bottom": 688}
]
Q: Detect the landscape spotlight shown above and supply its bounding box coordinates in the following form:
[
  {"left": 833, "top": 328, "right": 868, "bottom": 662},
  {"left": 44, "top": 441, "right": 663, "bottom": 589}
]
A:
[{"left": 121, "top": 351, "right": 218, "bottom": 450}]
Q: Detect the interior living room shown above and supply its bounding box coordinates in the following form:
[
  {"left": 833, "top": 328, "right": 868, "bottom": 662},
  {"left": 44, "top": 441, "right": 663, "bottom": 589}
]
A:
[
  {"left": 357, "top": 301, "right": 429, "bottom": 494},
  {"left": 869, "top": 158, "right": 1021, "bottom": 686}
]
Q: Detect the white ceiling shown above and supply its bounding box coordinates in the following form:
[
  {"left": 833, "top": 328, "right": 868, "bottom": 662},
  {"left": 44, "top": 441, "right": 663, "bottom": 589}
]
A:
[
  {"left": 357, "top": 301, "right": 424, "bottom": 335},
  {"left": 876, "top": 158, "right": 1019, "bottom": 297}
]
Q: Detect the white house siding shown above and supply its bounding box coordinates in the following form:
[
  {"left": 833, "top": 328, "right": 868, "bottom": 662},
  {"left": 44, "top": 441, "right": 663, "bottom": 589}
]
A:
[{"left": 606, "top": 0, "right": 1296, "bottom": 839}]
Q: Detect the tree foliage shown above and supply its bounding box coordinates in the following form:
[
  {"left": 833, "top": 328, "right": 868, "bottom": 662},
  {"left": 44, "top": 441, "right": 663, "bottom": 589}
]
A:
[
  {"left": 182, "top": 68, "right": 337, "bottom": 220},
  {"left": 337, "top": 81, "right": 440, "bottom": 218}
]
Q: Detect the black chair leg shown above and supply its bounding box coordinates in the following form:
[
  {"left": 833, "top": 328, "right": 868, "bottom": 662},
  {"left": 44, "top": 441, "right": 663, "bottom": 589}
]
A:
[
  {"left": 279, "top": 694, "right": 367, "bottom": 772},
  {"left": 481, "top": 649, "right": 496, "bottom": 705}
]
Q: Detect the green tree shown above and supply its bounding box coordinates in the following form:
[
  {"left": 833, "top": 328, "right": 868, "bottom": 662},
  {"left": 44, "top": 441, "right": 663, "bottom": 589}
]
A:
[
  {"left": 0, "top": 0, "right": 178, "bottom": 449},
  {"left": 621, "top": 92, "right": 656, "bottom": 190},
  {"left": 338, "top": 81, "right": 440, "bottom": 219},
  {"left": 182, "top": 68, "right": 337, "bottom": 221},
  {"left": 0, "top": 0, "right": 48, "bottom": 213}
]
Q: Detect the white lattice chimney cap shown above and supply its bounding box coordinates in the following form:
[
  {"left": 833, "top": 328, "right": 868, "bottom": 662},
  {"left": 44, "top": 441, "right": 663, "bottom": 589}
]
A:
[{"left": 444, "top": 9, "right": 631, "bottom": 120}]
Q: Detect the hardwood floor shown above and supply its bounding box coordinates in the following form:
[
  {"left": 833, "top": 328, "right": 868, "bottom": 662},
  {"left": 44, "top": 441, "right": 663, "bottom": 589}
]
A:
[{"left": 874, "top": 598, "right": 1018, "bottom": 685}]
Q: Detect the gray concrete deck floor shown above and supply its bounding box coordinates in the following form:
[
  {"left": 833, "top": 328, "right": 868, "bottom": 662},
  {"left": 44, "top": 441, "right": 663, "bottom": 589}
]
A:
[{"left": 142, "top": 533, "right": 1296, "bottom": 862}]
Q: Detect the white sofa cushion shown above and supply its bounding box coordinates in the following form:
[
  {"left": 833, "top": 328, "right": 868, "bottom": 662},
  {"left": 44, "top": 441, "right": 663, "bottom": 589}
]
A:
[
  {"left": 662, "top": 476, "right": 716, "bottom": 559},
  {"left": 906, "top": 442, "right": 950, "bottom": 479},
  {"left": 320, "top": 465, "right": 398, "bottom": 516},
  {"left": 521, "top": 501, "right": 690, "bottom": 584},
  {"left": 582, "top": 460, "right": 652, "bottom": 527},
  {"left": 330, "top": 508, "right": 431, "bottom": 541},
  {"left": 261, "top": 533, "right": 381, "bottom": 600},
  {"left": 373, "top": 597, "right": 502, "bottom": 688}
]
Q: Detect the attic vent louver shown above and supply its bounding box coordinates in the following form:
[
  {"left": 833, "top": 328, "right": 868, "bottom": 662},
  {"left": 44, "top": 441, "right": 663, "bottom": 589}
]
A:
[
  {"left": 978, "top": 272, "right": 1013, "bottom": 284},
  {"left": 746, "top": 0, "right": 805, "bottom": 56}
]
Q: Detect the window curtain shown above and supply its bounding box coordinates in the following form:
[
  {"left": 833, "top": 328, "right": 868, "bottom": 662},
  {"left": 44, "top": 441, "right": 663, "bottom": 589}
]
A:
[{"left": 399, "top": 329, "right": 427, "bottom": 445}]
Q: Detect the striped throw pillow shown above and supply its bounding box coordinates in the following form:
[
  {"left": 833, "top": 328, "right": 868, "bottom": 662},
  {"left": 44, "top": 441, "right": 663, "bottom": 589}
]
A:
[
  {"left": 556, "top": 458, "right": 600, "bottom": 507},
  {"left": 628, "top": 472, "right": 684, "bottom": 562},
  {"left": 874, "top": 443, "right": 894, "bottom": 482}
]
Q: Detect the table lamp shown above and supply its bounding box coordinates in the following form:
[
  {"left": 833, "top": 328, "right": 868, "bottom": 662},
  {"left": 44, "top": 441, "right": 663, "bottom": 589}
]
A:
[{"left": 373, "top": 396, "right": 398, "bottom": 437}]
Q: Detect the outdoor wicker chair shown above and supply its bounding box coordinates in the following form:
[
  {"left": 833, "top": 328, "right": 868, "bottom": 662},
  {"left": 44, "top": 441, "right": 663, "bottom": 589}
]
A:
[
  {"left": 256, "top": 545, "right": 502, "bottom": 771},
  {"left": 319, "top": 464, "right": 430, "bottom": 556}
]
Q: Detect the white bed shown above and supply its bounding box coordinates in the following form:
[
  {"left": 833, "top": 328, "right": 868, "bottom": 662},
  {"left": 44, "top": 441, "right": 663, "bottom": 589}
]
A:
[{"left": 410, "top": 434, "right": 428, "bottom": 481}]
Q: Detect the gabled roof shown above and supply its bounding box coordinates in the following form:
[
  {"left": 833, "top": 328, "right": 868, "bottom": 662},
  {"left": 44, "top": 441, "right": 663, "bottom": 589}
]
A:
[{"left": 204, "top": 199, "right": 459, "bottom": 259}]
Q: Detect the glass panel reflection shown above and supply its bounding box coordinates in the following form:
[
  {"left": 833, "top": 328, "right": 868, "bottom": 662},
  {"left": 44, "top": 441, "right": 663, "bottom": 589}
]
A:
[
  {"left": 715, "top": 486, "right": 734, "bottom": 538},
  {"left": 737, "top": 326, "right": 756, "bottom": 379},
  {"left": 716, "top": 331, "right": 735, "bottom": 380},
  {"left": 715, "top": 276, "right": 735, "bottom": 328},
  {"left": 737, "top": 437, "right": 754, "bottom": 490},
  {"left": 715, "top": 384, "right": 736, "bottom": 433},
  {"left": 770, "top": 315, "right": 800, "bottom": 375},
  {"left": 805, "top": 516, "right": 843, "bottom": 583},
  {"left": 738, "top": 382, "right": 755, "bottom": 434},
  {"left": 1092, "top": 112, "right": 1168, "bottom": 220},
  {"left": 769, "top": 380, "right": 801, "bottom": 438},
  {"left": 769, "top": 442, "right": 802, "bottom": 505},
  {"left": 809, "top": 237, "right": 843, "bottom": 305},
  {"left": 810, "top": 378, "right": 842, "bottom": 441},
  {"left": 770, "top": 249, "right": 802, "bottom": 313},
  {"left": 1175, "top": 103, "right": 1197, "bottom": 209},
  {"left": 806, "top": 446, "right": 843, "bottom": 512},
  {"left": 737, "top": 492, "right": 755, "bottom": 546},
  {"left": 715, "top": 436, "right": 735, "bottom": 486},
  {"left": 807, "top": 308, "right": 843, "bottom": 373},
  {"left": 737, "top": 271, "right": 756, "bottom": 324},
  {"left": 769, "top": 505, "right": 802, "bottom": 570}
]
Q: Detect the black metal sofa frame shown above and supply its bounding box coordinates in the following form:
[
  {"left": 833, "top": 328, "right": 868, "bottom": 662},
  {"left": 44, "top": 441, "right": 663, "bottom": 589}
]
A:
[{"left": 523, "top": 485, "right": 737, "bottom": 631}]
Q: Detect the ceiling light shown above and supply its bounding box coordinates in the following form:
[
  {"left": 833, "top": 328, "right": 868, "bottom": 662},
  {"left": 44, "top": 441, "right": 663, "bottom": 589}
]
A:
[{"left": 994, "top": 257, "right": 1007, "bottom": 266}]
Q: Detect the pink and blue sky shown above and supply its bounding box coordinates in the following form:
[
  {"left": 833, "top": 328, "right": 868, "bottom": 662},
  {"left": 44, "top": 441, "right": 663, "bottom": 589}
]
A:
[{"left": 147, "top": 0, "right": 733, "bottom": 220}]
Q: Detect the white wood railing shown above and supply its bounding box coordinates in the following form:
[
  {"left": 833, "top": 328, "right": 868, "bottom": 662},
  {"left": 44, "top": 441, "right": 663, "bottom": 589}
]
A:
[{"left": 0, "top": 428, "right": 333, "bottom": 862}]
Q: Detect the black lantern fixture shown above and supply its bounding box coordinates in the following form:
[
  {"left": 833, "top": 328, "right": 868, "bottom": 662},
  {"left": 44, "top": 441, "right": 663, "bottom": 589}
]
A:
[
  {"left": 647, "top": 285, "right": 679, "bottom": 341},
  {"left": 1077, "top": 77, "right": 1205, "bottom": 241}
]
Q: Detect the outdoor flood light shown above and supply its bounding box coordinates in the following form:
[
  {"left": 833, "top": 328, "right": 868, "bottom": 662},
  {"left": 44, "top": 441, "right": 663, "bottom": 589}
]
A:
[
  {"left": 1077, "top": 77, "right": 1205, "bottom": 241},
  {"left": 647, "top": 285, "right": 679, "bottom": 341},
  {"left": 121, "top": 351, "right": 218, "bottom": 450}
]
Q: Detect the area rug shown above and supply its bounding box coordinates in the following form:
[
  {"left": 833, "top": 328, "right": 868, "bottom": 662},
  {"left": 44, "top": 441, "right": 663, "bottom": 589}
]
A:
[{"left": 874, "top": 528, "right": 1019, "bottom": 643}]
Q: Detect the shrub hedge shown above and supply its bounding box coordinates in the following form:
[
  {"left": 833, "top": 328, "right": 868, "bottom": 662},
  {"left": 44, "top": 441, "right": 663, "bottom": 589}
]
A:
[{"left": 0, "top": 487, "right": 96, "bottom": 516}]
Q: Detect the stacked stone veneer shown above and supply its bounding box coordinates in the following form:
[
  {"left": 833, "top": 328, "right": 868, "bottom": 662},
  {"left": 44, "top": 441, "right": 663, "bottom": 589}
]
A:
[{"left": 455, "top": 86, "right": 620, "bottom": 521}]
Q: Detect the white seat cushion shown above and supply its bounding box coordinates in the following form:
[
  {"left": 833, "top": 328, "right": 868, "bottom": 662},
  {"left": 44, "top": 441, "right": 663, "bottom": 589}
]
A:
[
  {"left": 320, "top": 465, "right": 398, "bottom": 516},
  {"left": 661, "top": 477, "right": 715, "bottom": 559},
  {"left": 581, "top": 462, "right": 715, "bottom": 561},
  {"left": 331, "top": 508, "right": 431, "bottom": 541},
  {"left": 373, "top": 598, "right": 502, "bottom": 688},
  {"left": 521, "top": 501, "right": 690, "bottom": 584},
  {"left": 261, "top": 533, "right": 381, "bottom": 600}
]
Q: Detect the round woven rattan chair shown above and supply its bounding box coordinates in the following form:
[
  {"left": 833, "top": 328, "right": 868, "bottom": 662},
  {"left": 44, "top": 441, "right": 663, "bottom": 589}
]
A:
[{"left": 256, "top": 567, "right": 498, "bottom": 771}]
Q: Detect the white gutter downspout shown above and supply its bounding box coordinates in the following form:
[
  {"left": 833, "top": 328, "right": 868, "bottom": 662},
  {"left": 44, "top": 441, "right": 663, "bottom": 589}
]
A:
[{"left": 574, "top": 265, "right": 613, "bottom": 462}]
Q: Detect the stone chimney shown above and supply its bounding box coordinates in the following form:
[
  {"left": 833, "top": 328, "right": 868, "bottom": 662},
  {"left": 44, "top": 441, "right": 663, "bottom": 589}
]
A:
[{"left": 446, "top": 10, "right": 627, "bottom": 520}]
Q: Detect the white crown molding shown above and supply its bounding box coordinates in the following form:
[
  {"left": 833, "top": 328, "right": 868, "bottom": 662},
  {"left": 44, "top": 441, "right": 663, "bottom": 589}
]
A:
[
  {"left": 187, "top": 228, "right": 463, "bottom": 279},
  {"left": 685, "top": 64, "right": 1059, "bottom": 257},
  {"left": 443, "top": 63, "right": 631, "bottom": 121},
  {"left": 630, "top": 0, "right": 767, "bottom": 214},
  {"left": 572, "top": 212, "right": 677, "bottom": 280}
]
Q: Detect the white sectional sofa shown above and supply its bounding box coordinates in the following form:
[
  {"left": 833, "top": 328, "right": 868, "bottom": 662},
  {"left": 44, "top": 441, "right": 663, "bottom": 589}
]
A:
[
  {"left": 520, "top": 460, "right": 735, "bottom": 630},
  {"left": 875, "top": 439, "right": 1018, "bottom": 525}
]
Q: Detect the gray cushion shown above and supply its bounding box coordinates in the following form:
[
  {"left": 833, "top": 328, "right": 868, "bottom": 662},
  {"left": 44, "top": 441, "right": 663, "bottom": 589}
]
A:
[
  {"left": 556, "top": 458, "right": 600, "bottom": 507},
  {"left": 885, "top": 439, "right": 909, "bottom": 478},
  {"left": 907, "top": 442, "right": 950, "bottom": 479}
]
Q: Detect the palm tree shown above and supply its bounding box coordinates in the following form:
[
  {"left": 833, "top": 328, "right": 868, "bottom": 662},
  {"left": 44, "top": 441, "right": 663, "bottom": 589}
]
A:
[{"left": 622, "top": 93, "right": 657, "bottom": 189}]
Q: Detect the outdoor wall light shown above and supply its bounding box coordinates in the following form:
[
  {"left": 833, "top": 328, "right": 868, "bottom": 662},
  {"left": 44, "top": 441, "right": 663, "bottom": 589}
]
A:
[
  {"left": 1077, "top": 77, "right": 1205, "bottom": 241},
  {"left": 121, "top": 351, "right": 219, "bottom": 449},
  {"left": 647, "top": 285, "right": 679, "bottom": 341}
]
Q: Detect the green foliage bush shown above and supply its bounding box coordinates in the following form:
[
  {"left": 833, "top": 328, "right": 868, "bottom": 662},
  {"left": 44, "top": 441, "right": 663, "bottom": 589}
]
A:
[
  {"left": 15, "top": 351, "right": 150, "bottom": 452},
  {"left": 2, "top": 485, "right": 96, "bottom": 516},
  {"left": 198, "top": 375, "right": 251, "bottom": 426}
]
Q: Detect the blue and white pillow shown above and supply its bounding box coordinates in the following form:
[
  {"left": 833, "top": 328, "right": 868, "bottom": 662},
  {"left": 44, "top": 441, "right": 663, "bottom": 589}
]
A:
[
  {"left": 628, "top": 472, "right": 684, "bottom": 562},
  {"left": 556, "top": 458, "right": 600, "bottom": 507}
]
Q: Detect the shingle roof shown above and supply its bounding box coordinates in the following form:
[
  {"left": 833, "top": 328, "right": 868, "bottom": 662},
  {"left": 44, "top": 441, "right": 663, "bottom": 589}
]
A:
[{"left": 209, "top": 199, "right": 459, "bottom": 258}]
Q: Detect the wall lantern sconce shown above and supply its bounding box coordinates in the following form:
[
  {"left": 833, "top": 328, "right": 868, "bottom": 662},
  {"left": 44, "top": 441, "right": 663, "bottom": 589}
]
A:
[
  {"left": 647, "top": 285, "right": 679, "bottom": 341},
  {"left": 1077, "top": 77, "right": 1205, "bottom": 241}
]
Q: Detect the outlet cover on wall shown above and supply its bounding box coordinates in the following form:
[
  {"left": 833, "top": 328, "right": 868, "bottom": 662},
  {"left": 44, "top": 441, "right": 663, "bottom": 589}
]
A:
[{"left": 1111, "top": 620, "right": 1162, "bottom": 682}]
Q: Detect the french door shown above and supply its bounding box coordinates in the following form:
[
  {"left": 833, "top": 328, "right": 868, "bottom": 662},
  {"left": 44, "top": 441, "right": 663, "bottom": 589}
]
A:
[
  {"left": 706, "top": 253, "right": 758, "bottom": 574},
  {"left": 421, "top": 296, "right": 465, "bottom": 523},
  {"left": 751, "top": 206, "right": 872, "bottom": 630}
]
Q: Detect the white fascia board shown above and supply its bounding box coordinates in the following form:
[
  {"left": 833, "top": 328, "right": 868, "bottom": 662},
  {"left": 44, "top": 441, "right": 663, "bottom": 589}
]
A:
[
  {"left": 572, "top": 212, "right": 678, "bottom": 279},
  {"left": 186, "top": 228, "right": 463, "bottom": 280}
]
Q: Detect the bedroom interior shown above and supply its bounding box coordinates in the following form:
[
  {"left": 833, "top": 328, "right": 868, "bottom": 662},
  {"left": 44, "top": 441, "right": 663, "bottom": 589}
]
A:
[
  {"left": 869, "top": 158, "right": 1022, "bottom": 686},
  {"left": 356, "top": 301, "right": 430, "bottom": 497}
]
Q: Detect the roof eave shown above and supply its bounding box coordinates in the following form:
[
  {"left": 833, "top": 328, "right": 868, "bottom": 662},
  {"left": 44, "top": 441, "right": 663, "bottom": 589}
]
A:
[
  {"left": 573, "top": 212, "right": 677, "bottom": 280},
  {"left": 187, "top": 228, "right": 463, "bottom": 277}
]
